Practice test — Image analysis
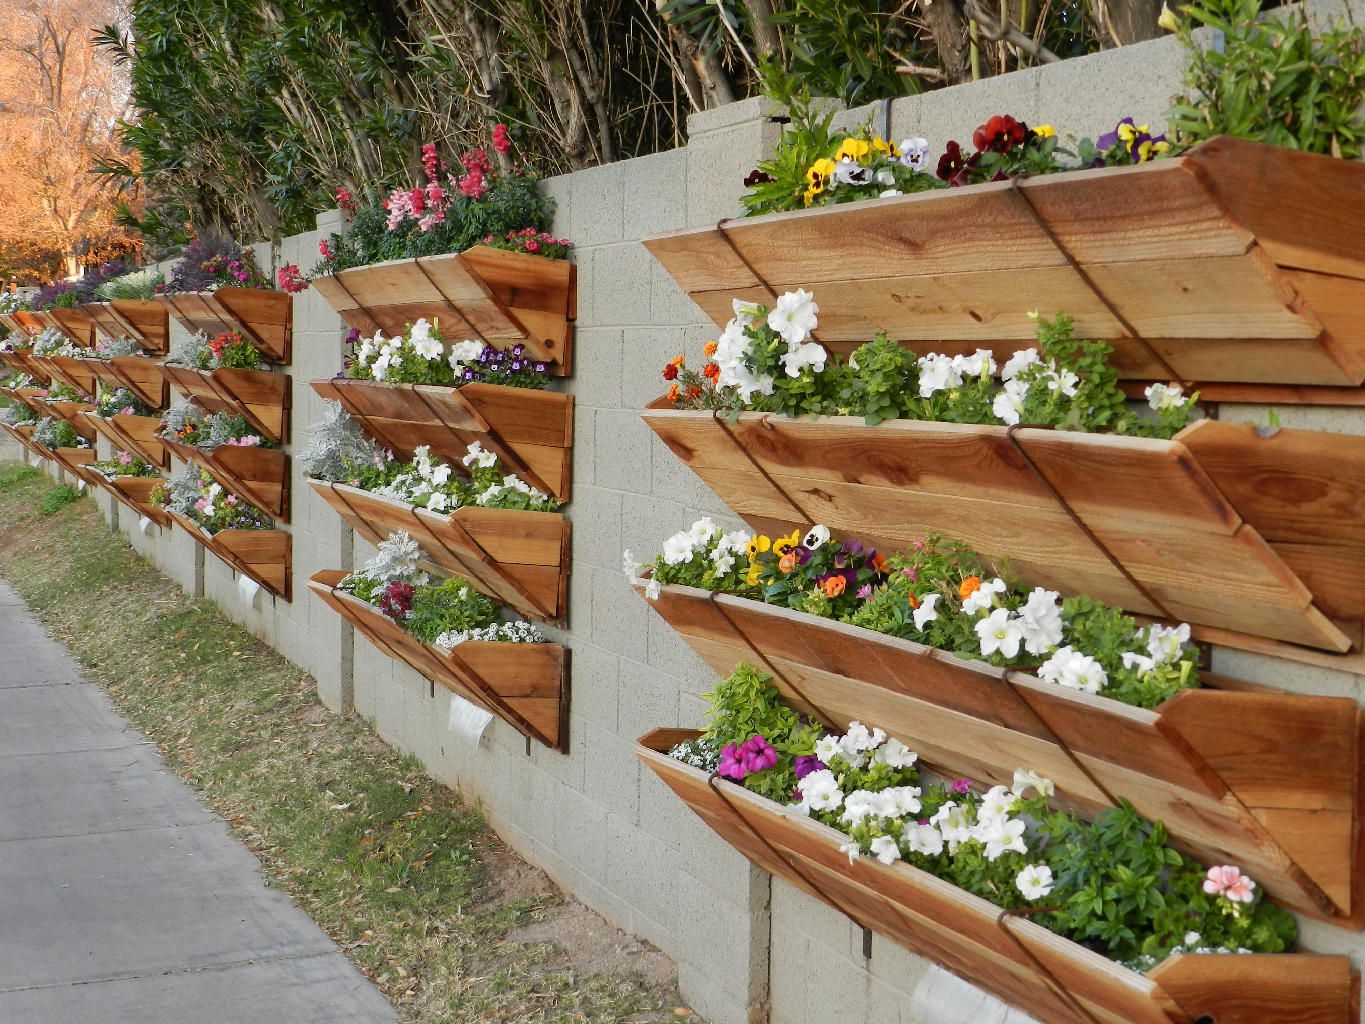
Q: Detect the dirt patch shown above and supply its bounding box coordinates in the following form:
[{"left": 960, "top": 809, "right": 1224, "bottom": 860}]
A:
[{"left": 510, "top": 903, "right": 679, "bottom": 992}]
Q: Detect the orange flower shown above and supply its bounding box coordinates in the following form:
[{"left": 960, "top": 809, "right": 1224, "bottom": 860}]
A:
[
  {"left": 685, "top": 385, "right": 702, "bottom": 400},
  {"left": 821, "top": 575, "right": 846, "bottom": 598},
  {"left": 779, "top": 552, "right": 797, "bottom": 574},
  {"left": 671, "top": 354, "right": 685, "bottom": 367},
  {"left": 702, "top": 362, "right": 720, "bottom": 381},
  {"left": 907, "top": 592, "right": 920, "bottom": 610},
  {"left": 870, "top": 552, "right": 887, "bottom": 573},
  {"left": 703, "top": 341, "right": 718, "bottom": 358},
  {"left": 959, "top": 576, "right": 981, "bottom": 600},
  {"left": 667, "top": 383, "right": 681, "bottom": 403}
]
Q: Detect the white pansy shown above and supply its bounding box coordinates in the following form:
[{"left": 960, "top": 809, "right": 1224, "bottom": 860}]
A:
[
  {"left": 1145, "top": 382, "right": 1188, "bottom": 411},
  {"left": 874, "top": 737, "right": 918, "bottom": 769},
  {"left": 803, "top": 524, "right": 831, "bottom": 550},
  {"left": 954, "top": 349, "right": 997, "bottom": 378},
  {"left": 833, "top": 158, "right": 871, "bottom": 186},
  {"left": 1037, "top": 645, "right": 1108, "bottom": 694},
  {"left": 910, "top": 592, "right": 941, "bottom": 631},
  {"left": 978, "top": 815, "right": 1028, "bottom": 861},
  {"left": 1017, "top": 587, "right": 1064, "bottom": 656},
  {"left": 917, "top": 352, "right": 963, "bottom": 398},
  {"left": 767, "top": 289, "right": 819, "bottom": 346},
  {"left": 1011, "top": 769, "right": 1055, "bottom": 800},
  {"left": 976, "top": 608, "right": 1024, "bottom": 659},
  {"left": 1001, "top": 348, "right": 1040, "bottom": 381},
  {"left": 869, "top": 835, "right": 902, "bottom": 866},
  {"left": 903, "top": 821, "right": 944, "bottom": 856},
  {"left": 1145, "top": 622, "right": 1191, "bottom": 665},
  {"left": 875, "top": 168, "right": 897, "bottom": 186},
  {"left": 898, "top": 137, "right": 929, "bottom": 171},
  {"left": 661, "top": 531, "right": 695, "bottom": 565},
  {"left": 1015, "top": 863, "right": 1055, "bottom": 900},
  {"left": 961, "top": 576, "right": 1007, "bottom": 615},
  {"left": 780, "top": 340, "right": 828, "bottom": 378}
]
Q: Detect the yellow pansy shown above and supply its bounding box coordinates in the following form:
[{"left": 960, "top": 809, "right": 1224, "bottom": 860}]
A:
[
  {"left": 745, "top": 562, "right": 763, "bottom": 587},
  {"left": 802, "top": 187, "right": 818, "bottom": 207},
  {"left": 807, "top": 158, "right": 836, "bottom": 186},
  {"left": 1117, "top": 122, "right": 1151, "bottom": 145},
  {"left": 834, "top": 138, "right": 871, "bottom": 164},
  {"left": 746, "top": 535, "right": 772, "bottom": 560},
  {"left": 1033, "top": 125, "right": 1056, "bottom": 139},
  {"left": 772, "top": 529, "right": 802, "bottom": 557},
  {"left": 1136, "top": 138, "right": 1171, "bottom": 162},
  {"left": 871, "top": 136, "right": 895, "bottom": 156}
]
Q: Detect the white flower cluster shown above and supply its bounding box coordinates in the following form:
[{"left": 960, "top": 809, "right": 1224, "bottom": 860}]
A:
[
  {"left": 372, "top": 444, "right": 454, "bottom": 508},
  {"left": 713, "top": 291, "right": 826, "bottom": 401},
  {"left": 32, "top": 328, "right": 82, "bottom": 358},
  {"left": 658, "top": 517, "right": 752, "bottom": 574},
  {"left": 795, "top": 723, "right": 1056, "bottom": 902},
  {"left": 474, "top": 474, "right": 550, "bottom": 509},
  {"left": 621, "top": 549, "right": 661, "bottom": 600},
  {"left": 353, "top": 318, "right": 486, "bottom": 381},
  {"left": 1038, "top": 622, "right": 1190, "bottom": 695},
  {"left": 917, "top": 348, "right": 998, "bottom": 398},
  {"left": 433, "top": 619, "right": 544, "bottom": 650}
]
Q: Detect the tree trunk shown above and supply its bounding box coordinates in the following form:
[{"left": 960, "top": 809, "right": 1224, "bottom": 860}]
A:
[
  {"left": 1096, "top": 0, "right": 1164, "bottom": 45},
  {"left": 921, "top": 0, "right": 972, "bottom": 85}
]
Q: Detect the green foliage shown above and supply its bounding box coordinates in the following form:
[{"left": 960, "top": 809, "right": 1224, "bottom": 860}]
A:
[
  {"left": 838, "top": 335, "right": 916, "bottom": 425},
  {"left": 39, "top": 484, "right": 83, "bottom": 515},
  {"left": 700, "top": 663, "right": 822, "bottom": 802},
  {"left": 0, "top": 465, "right": 40, "bottom": 490},
  {"left": 770, "top": 0, "right": 922, "bottom": 106},
  {"left": 32, "top": 418, "right": 81, "bottom": 451},
  {"left": 1168, "top": 0, "right": 1365, "bottom": 157},
  {"left": 404, "top": 579, "right": 500, "bottom": 645}
]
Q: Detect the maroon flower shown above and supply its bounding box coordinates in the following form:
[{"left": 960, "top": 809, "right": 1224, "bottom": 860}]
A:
[
  {"left": 972, "top": 114, "right": 1029, "bottom": 154},
  {"left": 378, "top": 581, "right": 415, "bottom": 622},
  {"left": 744, "top": 169, "right": 775, "bottom": 187}
]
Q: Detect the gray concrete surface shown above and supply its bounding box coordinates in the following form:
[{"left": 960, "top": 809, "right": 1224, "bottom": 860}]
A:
[{"left": 0, "top": 580, "right": 395, "bottom": 1023}]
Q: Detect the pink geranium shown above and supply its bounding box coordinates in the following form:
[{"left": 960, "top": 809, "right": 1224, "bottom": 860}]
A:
[{"left": 1204, "top": 865, "right": 1256, "bottom": 903}]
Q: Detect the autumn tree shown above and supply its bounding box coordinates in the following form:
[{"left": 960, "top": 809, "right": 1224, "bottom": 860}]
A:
[{"left": 0, "top": 0, "right": 136, "bottom": 282}]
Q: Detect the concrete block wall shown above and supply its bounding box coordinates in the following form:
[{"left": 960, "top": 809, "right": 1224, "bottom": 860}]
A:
[{"left": 68, "top": 3, "right": 1365, "bottom": 1018}]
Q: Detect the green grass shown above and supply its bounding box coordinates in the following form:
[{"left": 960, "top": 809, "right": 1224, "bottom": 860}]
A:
[{"left": 0, "top": 465, "right": 685, "bottom": 1023}]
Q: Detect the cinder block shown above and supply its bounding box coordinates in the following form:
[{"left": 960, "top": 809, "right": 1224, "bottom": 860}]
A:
[
  {"left": 571, "top": 405, "right": 595, "bottom": 489},
  {"left": 1035, "top": 33, "right": 1187, "bottom": 139},
  {"left": 912, "top": 68, "right": 1045, "bottom": 153},
  {"left": 569, "top": 485, "right": 623, "bottom": 572},
  {"left": 588, "top": 244, "right": 654, "bottom": 328},
  {"left": 649, "top": 432, "right": 733, "bottom": 516},
  {"left": 540, "top": 173, "right": 573, "bottom": 237},
  {"left": 687, "top": 95, "right": 778, "bottom": 137},
  {"left": 566, "top": 640, "right": 621, "bottom": 732},
  {"left": 569, "top": 162, "right": 624, "bottom": 247},
  {"left": 589, "top": 564, "right": 652, "bottom": 660},
  {"left": 621, "top": 326, "right": 684, "bottom": 411},
  {"left": 619, "top": 489, "right": 690, "bottom": 569},
  {"left": 550, "top": 783, "right": 610, "bottom": 881},
  {"left": 686, "top": 122, "right": 768, "bottom": 228},
  {"left": 622, "top": 149, "right": 688, "bottom": 239},
  {"left": 649, "top": 260, "right": 708, "bottom": 331},
  {"left": 567, "top": 327, "right": 624, "bottom": 408},
  {"left": 616, "top": 657, "right": 681, "bottom": 741},
  {"left": 580, "top": 720, "right": 641, "bottom": 822},
  {"left": 593, "top": 408, "right": 652, "bottom": 494}
]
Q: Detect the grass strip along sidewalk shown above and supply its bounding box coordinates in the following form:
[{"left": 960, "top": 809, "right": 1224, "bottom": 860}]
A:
[{"left": 0, "top": 462, "right": 689, "bottom": 1024}]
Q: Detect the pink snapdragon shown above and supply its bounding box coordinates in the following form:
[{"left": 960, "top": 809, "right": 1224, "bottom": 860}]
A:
[
  {"left": 492, "top": 123, "right": 512, "bottom": 155},
  {"left": 336, "top": 186, "right": 355, "bottom": 213},
  {"left": 276, "top": 264, "right": 308, "bottom": 294},
  {"left": 1203, "top": 865, "right": 1256, "bottom": 903}
]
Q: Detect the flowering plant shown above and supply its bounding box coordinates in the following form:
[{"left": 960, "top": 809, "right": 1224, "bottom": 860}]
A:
[
  {"left": 196, "top": 253, "right": 271, "bottom": 291},
  {"left": 481, "top": 227, "right": 572, "bottom": 260},
  {"left": 276, "top": 264, "right": 308, "bottom": 293},
  {"left": 345, "top": 318, "right": 549, "bottom": 390},
  {"left": 93, "top": 336, "right": 143, "bottom": 360},
  {"left": 311, "top": 129, "right": 558, "bottom": 277},
  {"left": 0, "top": 370, "right": 32, "bottom": 389},
  {"left": 42, "top": 381, "right": 86, "bottom": 403},
  {"left": 676, "top": 666, "right": 1296, "bottom": 966},
  {"left": 89, "top": 451, "right": 160, "bottom": 480},
  {"left": 95, "top": 387, "right": 153, "bottom": 419},
  {"left": 160, "top": 406, "right": 271, "bottom": 450},
  {"left": 633, "top": 523, "right": 1200, "bottom": 710},
  {"left": 157, "top": 466, "right": 271, "bottom": 533},
  {"left": 31, "top": 328, "right": 84, "bottom": 359},
  {"left": 0, "top": 403, "right": 38, "bottom": 425},
  {"left": 666, "top": 293, "right": 1198, "bottom": 438},
  {"left": 32, "top": 416, "right": 87, "bottom": 451},
  {"left": 166, "top": 330, "right": 263, "bottom": 371},
  {"left": 433, "top": 619, "right": 544, "bottom": 651},
  {"left": 167, "top": 239, "right": 267, "bottom": 293}
]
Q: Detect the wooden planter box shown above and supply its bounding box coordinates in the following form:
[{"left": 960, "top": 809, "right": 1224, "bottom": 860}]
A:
[
  {"left": 0, "top": 313, "right": 22, "bottom": 336},
  {"left": 13, "top": 388, "right": 47, "bottom": 415},
  {"left": 640, "top": 729, "right": 1358, "bottom": 1024},
  {"left": 311, "top": 379, "right": 572, "bottom": 502},
  {"left": 94, "top": 473, "right": 171, "bottom": 529},
  {"left": 167, "top": 509, "right": 291, "bottom": 600},
  {"left": 42, "top": 402, "right": 96, "bottom": 442},
  {"left": 637, "top": 580, "right": 1364, "bottom": 923},
  {"left": 1, "top": 349, "right": 49, "bottom": 384},
  {"left": 155, "top": 289, "right": 291, "bottom": 363},
  {"left": 83, "top": 413, "right": 169, "bottom": 470},
  {"left": 32, "top": 356, "right": 96, "bottom": 398},
  {"left": 85, "top": 301, "right": 169, "bottom": 355},
  {"left": 310, "top": 480, "right": 569, "bottom": 623},
  {"left": 311, "top": 246, "right": 575, "bottom": 375},
  {"left": 309, "top": 570, "right": 568, "bottom": 750},
  {"left": 163, "top": 437, "right": 288, "bottom": 520},
  {"left": 157, "top": 364, "right": 289, "bottom": 443},
  {"left": 11, "top": 311, "right": 46, "bottom": 338},
  {"left": 48, "top": 445, "right": 95, "bottom": 478},
  {"left": 643, "top": 408, "right": 1365, "bottom": 656},
  {"left": 75, "top": 355, "right": 169, "bottom": 410},
  {"left": 646, "top": 137, "right": 1365, "bottom": 404},
  {"left": 48, "top": 307, "right": 96, "bottom": 347}
]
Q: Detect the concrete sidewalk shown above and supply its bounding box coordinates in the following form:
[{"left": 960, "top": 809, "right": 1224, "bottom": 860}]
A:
[{"left": 0, "top": 581, "right": 396, "bottom": 1023}]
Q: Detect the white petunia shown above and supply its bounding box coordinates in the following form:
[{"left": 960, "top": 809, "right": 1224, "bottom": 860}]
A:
[
  {"left": 917, "top": 352, "right": 963, "bottom": 398},
  {"left": 869, "top": 835, "right": 902, "bottom": 865},
  {"left": 797, "top": 769, "right": 843, "bottom": 812},
  {"left": 840, "top": 790, "right": 883, "bottom": 826},
  {"left": 661, "top": 531, "right": 695, "bottom": 565},
  {"left": 813, "top": 735, "right": 842, "bottom": 766},
  {"left": 1017, "top": 587, "right": 1064, "bottom": 655},
  {"left": 429, "top": 463, "right": 451, "bottom": 486},
  {"left": 767, "top": 289, "right": 819, "bottom": 346},
  {"left": 841, "top": 721, "right": 886, "bottom": 756},
  {"left": 1011, "top": 769, "right": 1055, "bottom": 800},
  {"left": 839, "top": 841, "right": 861, "bottom": 864},
  {"left": 781, "top": 340, "right": 828, "bottom": 378},
  {"left": 954, "top": 349, "right": 997, "bottom": 378},
  {"left": 1121, "top": 651, "right": 1156, "bottom": 675},
  {"left": 1001, "top": 348, "right": 1040, "bottom": 381},
  {"left": 427, "top": 492, "right": 449, "bottom": 512},
  {"left": 1145, "top": 622, "right": 1191, "bottom": 665},
  {"left": 878, "top": 786, "right": 923, "bottom": 817},
  {"left": 731, "top": 299, "right": 763, "bottom": 326},
  {"left": 978, "top": 815, "right": 1028, "bottom": 861},
  {"left": 645, "top": 577, "right": 662, "bottom": 600},
  {"left": 992, "top": 379, "right": 1028, "bottom": 426},
  {"left": 874, "top": 737, "right": 918, "bottom": 769},
  {"left": 912, "top": 592, "right": 941, "bottom": 631},
  {"left": 688, "top": 517, "right": 718, "bottom": 543},
  {"left": 930, "top": 801, "right": 973, "bottom": 850},
  {"left": 462, "top": 441, "right": 498, "bottom": 469},
  {"left": 977, "top": 785, "right": 1017, "bottom": 823},
  {"left": 448, "top": 339, "right": 486, "bottom": 366},
  {"left": 976, "top": 608, "right": 1025, "bottom": 659},
  {"left": 411, "top": 331, "right": 444, "bottom": 361},
  {"left": 1145, "top": 382, "right": 1188, "bottom": 411},
  {"left": 903, "top": 822, "right": 944, "bottom": 856},
  {"left": 1015, "top": 863, "right": 1055, "bottom": 900},
  {"left": 1045, "top": 367, "right": 1080, "bottom": 397},
  {"left": 1037, "top": 646, "right": 1108, "bottom": 694},
  {"left": 961, "top": 576, "right": 1007, "bottom": 615},
  {"left": 622, "top": 549, "right": 642, "bottom": 579}
]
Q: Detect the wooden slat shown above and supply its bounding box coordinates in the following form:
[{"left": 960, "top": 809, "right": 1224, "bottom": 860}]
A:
[
  {"left": 167, "top": 510, "right": 290, "bottom": 599},
  {"left": 105, "top": 356, "right": 169, "bottom": 409},
  {"left": 164, "top": 438, "right": 289, "bottom": 520},
  {"left": 103, "top": 299, "right": 170, "bottom": 355},
  {"left": 640, "top": 582, "right": 1359, "bottom": 920},
  {"left": 1150, "top": 952, "right": 1358, "bottom": 1024},
  {"left": 47, "top": 307, "right": 97, "bottom": 347},
  {"left": 103, "top": 475, "right": 170, "bottom": 528},
  {"left": 158, "top": 365, "right": 289, "bottom": 443}
]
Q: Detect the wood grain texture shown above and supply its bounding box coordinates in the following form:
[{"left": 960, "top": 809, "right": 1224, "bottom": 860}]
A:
[
  {"left": 645, "top": 137, "right": 1365, "bottom": 391},
  {"left": 164, "top": 438, "right": 289, "bottom": 519},
  {"left": 102, "top": 474, "right": 171, "bottom": 528},
  {"left": 639, "top": 732, "right": 1357, "bottom": 1024},
  {"left": 308, "top": 570, "right": 567, "bottom": 750},
  {"left": 158, "top": 365, "right": 290, "bottom": 443},
  {"left": 167, "top": 510, "right": 291, "bottom": 599},
  {"left": 642, "top": 408, "right": 1350, "bottom": 651},
  {"left": 310, "top": 481, "right": 568, "bottom": 623},
  {"left": 47, "top": 307, "right": 97, "bottom": 347},
  {"left": 155, "top": 290, "right": 291, "bottom": 363},
  {"left": 311, "top": 378, "right": 572, "bottom": 501},
  {"left": 638, "top": 580, "right": 1359, "bottom": 921},
  {"left": 311, "top": 246, "right": 575, "bottom": 374}
]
